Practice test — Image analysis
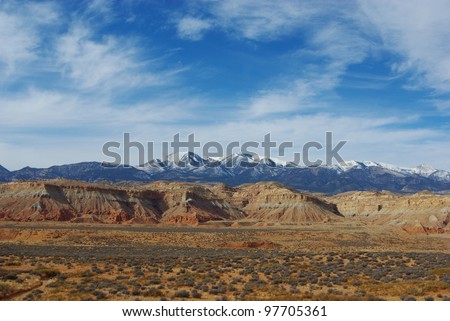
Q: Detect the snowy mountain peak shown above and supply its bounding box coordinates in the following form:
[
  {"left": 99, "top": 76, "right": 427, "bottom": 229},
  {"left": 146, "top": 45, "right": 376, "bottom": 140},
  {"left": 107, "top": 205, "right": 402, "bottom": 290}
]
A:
[
  {"left": 327, "top": 160, "right": 448, "bottom": 180},
  {"left": 137, "top": 154, "right": 450, "bottom": 184},
  {"left": 162, "top": 151, "right": 206, "bottom": 167},
  {"left": 262, "top": 157, "right": 288, "bottom": 167},
  {"left": 412, "top": 164, "right": 437, "bottom": 177},
  {"left": 221, "top": 153, "right": 287, "bottom": 168},
  {"left": 2, "top": 158, "right": 450, "bottom": 193}
]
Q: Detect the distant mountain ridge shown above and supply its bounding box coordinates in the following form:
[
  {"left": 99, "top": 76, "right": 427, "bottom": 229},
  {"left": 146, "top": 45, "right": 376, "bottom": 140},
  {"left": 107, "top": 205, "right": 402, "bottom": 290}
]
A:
[
  {"left": 0, "top": 165, "right": 11, "bottom": 182},
  {"left": 1, "top": 153, "right": 450, "bottom": 194}
]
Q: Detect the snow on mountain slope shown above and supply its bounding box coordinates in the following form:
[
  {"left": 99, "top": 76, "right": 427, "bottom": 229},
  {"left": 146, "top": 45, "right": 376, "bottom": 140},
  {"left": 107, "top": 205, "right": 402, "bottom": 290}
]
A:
[
  {"left": 138, "top": 152, "right": 450, "bottom": 182},
  {"left": 331, "top": 160, "right": 446, "bottom": 180}
]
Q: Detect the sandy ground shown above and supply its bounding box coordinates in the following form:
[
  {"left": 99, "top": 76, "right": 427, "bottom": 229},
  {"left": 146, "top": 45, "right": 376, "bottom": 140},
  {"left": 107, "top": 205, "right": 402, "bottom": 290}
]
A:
[{"left": 0, "top": 221, "right": 449, "bottom": 301}]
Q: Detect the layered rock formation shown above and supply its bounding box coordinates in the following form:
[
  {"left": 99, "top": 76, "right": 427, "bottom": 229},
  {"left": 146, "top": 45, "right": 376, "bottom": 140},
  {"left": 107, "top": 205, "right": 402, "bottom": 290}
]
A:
[
  {"left": 2, "top": 180, "right": 449, "bottom": 233},
  {"left": 214, "top": 182, "right": 341, "bottom": 223},
  {"left": 140, "top": 181, "right": 245, "bottom": 224},
  {"left": 327, "top": 191, "right": 450, "bottom": 234},
  {"left": 0, "top": 180, "right": 340, "bottom": 225},
  {"left": 0, "top": 181, "right": 162, "bottom": 224}
]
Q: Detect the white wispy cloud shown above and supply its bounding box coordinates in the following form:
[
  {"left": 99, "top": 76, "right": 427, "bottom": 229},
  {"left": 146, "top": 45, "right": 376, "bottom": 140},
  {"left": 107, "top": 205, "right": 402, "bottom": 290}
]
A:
[
  {"left": 0, "top": 1, "right": 59, "bottom": 77},
  {"left": 241, "top": 10, "right": 374, "bottom": 117},
  {"left": 56, "top": 24, "right": 152, "bottom": 93},
  {"left": 198, "top": 0, "right": 321, "bottom": 41},
  {"left": 358, "top": 0, "right": 450, "bottom": 98},
  {"left": 0, "top": 0, "right": 199, "bottom": 169},
  {"left": 183, "top": 0, "right": 450, "bottom": 117},
  {"left": 0, "top": 1, "right": 192, "bottom": 123},
  {"left": 0, "top": 0, "right": 188, "bottom": 95},
  {"left": 86, "top": 0, "right": 113, "bottom": 15},
  {"left": 0, "top": 88, "right": 203, "bottom": 130},
  {"left": 243, "top": 79, "right": 326, "bottom": 118},
  {"left": 137, "top": 113, "right": 450, "bottom": 170},
  {"left": 176, "top": 16, "right": 212, "bottom": 41},
  {"left": 1, "top": 0, "right": 449, "bottom": 172},
  {"left": 3, "top": 111, "right": 448, "bottom": 171}
]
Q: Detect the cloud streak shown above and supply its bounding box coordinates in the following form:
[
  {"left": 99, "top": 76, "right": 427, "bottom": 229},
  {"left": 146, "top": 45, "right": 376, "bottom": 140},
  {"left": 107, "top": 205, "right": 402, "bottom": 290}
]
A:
[
  {"left": 358, "top": 0, "right": 450, "bottom": 102},
  {"left": 56, "top": 24, "right": 165, "bottom": 93},
  {"left": 0, "top": 1, "right": 59, "bottom": 77},
  {"left": 1, "top": 0, "right": 450, "bottom": 172},
  {"left": 176, "top": 16, "right": 212, "bottom": 41},
  {"left": 178, "top": 0, "right": 450, "bottom": 117}
]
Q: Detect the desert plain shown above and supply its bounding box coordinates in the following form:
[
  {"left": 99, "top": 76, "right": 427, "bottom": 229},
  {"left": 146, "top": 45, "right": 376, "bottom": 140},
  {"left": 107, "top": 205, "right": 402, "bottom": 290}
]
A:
[{"left": 0, "top": 180, "right": 449, "bottom": 301}]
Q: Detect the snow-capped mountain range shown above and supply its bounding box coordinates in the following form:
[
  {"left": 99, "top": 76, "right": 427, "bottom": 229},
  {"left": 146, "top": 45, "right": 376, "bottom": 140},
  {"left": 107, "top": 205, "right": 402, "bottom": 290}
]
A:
[
  {"left": 331, "top": 160, "right": 450, "bottom": 181},
  {"left": 1, "top": 152, "right": 449, "bottom": 194}
]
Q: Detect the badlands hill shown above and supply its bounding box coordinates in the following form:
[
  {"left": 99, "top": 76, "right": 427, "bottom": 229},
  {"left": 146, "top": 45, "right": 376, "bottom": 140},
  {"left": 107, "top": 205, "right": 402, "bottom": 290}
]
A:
[
  {"left": 327, "top": 191, "right": 450, "bottom": 234},
  {"left": 0, "top": 180, "right": 340, "bottom": 225},
  {"left": 0, "top": 180, "right": 449, "bottom": 233}
]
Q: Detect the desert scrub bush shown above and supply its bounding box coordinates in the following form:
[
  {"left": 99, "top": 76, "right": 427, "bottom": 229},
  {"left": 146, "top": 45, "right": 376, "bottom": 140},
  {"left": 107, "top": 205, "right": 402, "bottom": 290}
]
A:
[
  {"left": 92, "top": 290, "right": 107, "bottom": 300},
  {"left": 352, "top": 280, "right": 362, "bottom": 286},
  {"left": 3, "top": 272, "right": 18, "bottom": 281},
  {"left": 191, "top": 290, "right": 202, "bottom": 299},
  {"left": 35, "top": 268, "right": 60, "bottom": 279},
  {"left": 428, "top": 267, "right": 450, "bottom": 276},
  {"left": 47, "top": 280, "right": 66, "bottom": 288},
  {"left": 31, "top": 289, "right": 44, "bottom": 298},
  {"left": 58, "top": 274, "right": 68, "bottom": 281},
  {"left": 175, "top": 276, "right": 195, "bottom": 287},
  {"left": 209, "top": 286, "right": 226, "bottom": 295},
  {"left": 0, "top": 282, "right": 13, "bottom": 299},
  {"left": 174, "top": 290, "right": 190, "bottom": 298},
  {"left": 231, "top": 277, "right": 242, "bottom": 284},
  {"left": 143, "top": 287, "right": 163, "bottom": 298},
  {"left": 439, "top": 274, "right": 450, "bottom": 285},
  {"left": 227, "top": 285, "right": 238, "bottom": 292},
  {"left": 148, "top": 279, "right": 161, "bottom": 285},
  {"left": 131, "top": 288, "right": 141, "bottom": 296},
  {"left": 80, "top": 270, "right": 94, "bottom": 278},
  {"left": 24, "top": 293, "right": 35, "bottom": 301},
  {"left": 109, "top": 289, "right": 118, "bottom": 295},
  {"left": 361, "top": 280, "right": 449, "bottom": 297}
]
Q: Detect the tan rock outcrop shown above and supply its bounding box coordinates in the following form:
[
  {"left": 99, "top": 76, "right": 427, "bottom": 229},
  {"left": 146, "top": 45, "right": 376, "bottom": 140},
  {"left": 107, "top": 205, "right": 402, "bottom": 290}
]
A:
[
  {"left": 0, "top": 180, "right": 342, "bottom": 225},
  {"left": 327, "top": 191, "right": 450, "bottom": 233},
  {"left": 227, "top": 182, "right": 342, "bottom": 223}
]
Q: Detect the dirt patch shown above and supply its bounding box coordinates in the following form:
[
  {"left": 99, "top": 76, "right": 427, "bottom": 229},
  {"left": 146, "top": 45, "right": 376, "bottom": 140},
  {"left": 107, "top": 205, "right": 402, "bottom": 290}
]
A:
[{"left": 218, "top": 241, "right": 280, "bottom": 249}]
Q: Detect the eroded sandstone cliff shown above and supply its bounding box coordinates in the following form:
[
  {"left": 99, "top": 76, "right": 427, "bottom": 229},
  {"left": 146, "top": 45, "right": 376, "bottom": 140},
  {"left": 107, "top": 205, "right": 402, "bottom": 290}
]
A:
[
  {"left": 327, "top": 191, "right": 450, "bottom": 233},
  {"left": 0, "top": 180, "right": 340, "bottom": 225},
  {"left": 1, "top": 180, "right": 449, "bottom": 233}
]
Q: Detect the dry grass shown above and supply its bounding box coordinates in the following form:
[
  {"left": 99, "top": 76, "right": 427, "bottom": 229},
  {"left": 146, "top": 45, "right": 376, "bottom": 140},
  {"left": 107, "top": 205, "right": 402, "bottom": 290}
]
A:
[
  {"left": 429, "top": 267, "right": 450, "bottom": 276},
  {"left": 0, "top": 222, "right": 449, "bottom": 301},
  {"left": 361, "top": 280, "right": 449, "bottom": 297}
]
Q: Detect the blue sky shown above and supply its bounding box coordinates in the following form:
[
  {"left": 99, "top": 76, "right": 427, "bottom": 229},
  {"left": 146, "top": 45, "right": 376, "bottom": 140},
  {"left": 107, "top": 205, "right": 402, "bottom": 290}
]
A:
[{"left": 1, "top": 0, "right": 450, "bottom": 170}]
